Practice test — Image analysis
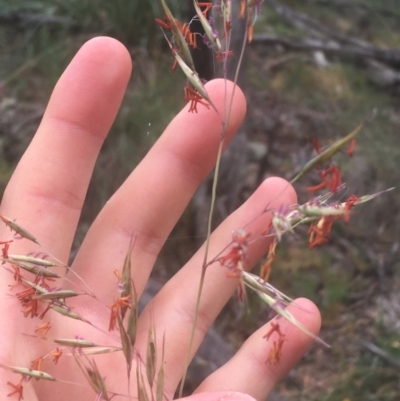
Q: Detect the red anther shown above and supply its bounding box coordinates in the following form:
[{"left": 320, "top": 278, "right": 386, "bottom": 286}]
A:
[
  {"left": 308, "top": 216, "right": 336, "bottom": 249},
  {"left": 7, "top": 378, "right": 24, "bottom": 401},
  {"left": 109, "top": 296, "right": 132, "bottom": 331},
  {"left": 197, "top": 2, "right": 213, "bottom": 16},
  {"left": 311, "top": 138, "right": 321, "bottom": 154},
  {"left": 264, "top": 322, "right": 283, "bottom": 341},
  {"left": 215, "top": 50, "right": 234, "bottom": 61},
  {"left": 347, "top": 138, "right": 356, "bottom": 157},
  {"left": 184, "top": 85, "right": 210, "bottom": 113}
]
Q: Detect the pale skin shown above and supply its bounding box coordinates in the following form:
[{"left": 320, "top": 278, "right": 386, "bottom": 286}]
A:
[{"left": 0, "top": 37, "right": 321, "bottom": 401}]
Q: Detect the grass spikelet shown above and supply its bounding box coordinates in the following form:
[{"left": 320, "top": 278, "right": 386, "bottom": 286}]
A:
[
  {"left": 169, "top": 48, "right": 212, "bottom": 107},
  {"left": 193, "top": 1, "right": 221, "bottom": 53},
  {"left": 73, "top": 347, "right": 120, "bottom": 356},
  {"left": 297, "top": 188, "right": 395, "bottom": 219},
  {"left": 126, "top": 284, "right": 138, "bottom": 348},
  {"left": 0, "top": 214, "right": 40, "bottom": 245},
  {"left": 221, "top": 0, "right": 232, "bottom": 28},
  {"left": 156, "top": 333, "right": 166, "bottom": 401},
  {"left": 291, "top": 111, "right": 376, "bottom": 184},
  {"left": 4, "top": 260, "right": 60, "bottom": 278},
  {"left": 21, "top": 278, "right": 48, "bottom": 294},
  {"left": 33, "top": 290, "right": 79, "bottom": 300},
  {"left": 241, "top": 272, "right": 330, "bottom": 346},
  {"left": 117, "top": 313, "right": 133, "bottom": 376},
  {"left": 74, "top": 355, "right": 110, "bottom": 401},
  {"left": 297, "top": 203, "right": 348, "bottom": 218},
  {"left": 242, "top": 272, "right": 294, "bottom": 304},
  {"left": 50, "top": 305, "right": 89, "bottom": 322},
  {"left": 7, "top": 255, "right": 58, "bottom": 267},
  {"left": 146, "top": 326, "right": 157, "bottom": 388},
  {"left": 0, "top": 363, "right": 56, "bottom": 381},
  {"left": 356, "top": 187, "right": 395, "bottom": 204},
  {"left": 136, "top": 364, "right": 150, "bottom": 401},
  {"left": 53, "top": 338, "right": 97, "bottom": 348},
  {"left": 120, "top": 241, "right": 134, "bottom": 319},
  {"left": 255, "top": 290, "right": 330, "bottom": 348},
  {"left": 160, "top": 0, "right": 195, "bottom": 70}
]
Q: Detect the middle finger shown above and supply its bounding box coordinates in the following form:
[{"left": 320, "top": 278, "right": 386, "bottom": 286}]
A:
[{"left": 72, "top": 79, "right": 246, "bottom": 303}]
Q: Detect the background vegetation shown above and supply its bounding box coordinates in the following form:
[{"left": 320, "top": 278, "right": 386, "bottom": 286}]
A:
[{"left": 0, "top": 1, "right": 399, "bottom": 400}]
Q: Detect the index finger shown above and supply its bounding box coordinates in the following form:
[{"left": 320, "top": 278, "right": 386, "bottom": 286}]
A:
[{"left": 0, "top": 37, "right": 132, "bottom": 262}]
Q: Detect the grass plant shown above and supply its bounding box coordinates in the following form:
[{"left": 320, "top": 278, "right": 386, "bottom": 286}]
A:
[{"left": 0, "top": 1, "right": 398, "bottom": 400}]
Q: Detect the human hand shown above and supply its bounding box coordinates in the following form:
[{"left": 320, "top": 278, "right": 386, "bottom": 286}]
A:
[{"left": 0, "top": 37, "right": 320, "bottom": 401}]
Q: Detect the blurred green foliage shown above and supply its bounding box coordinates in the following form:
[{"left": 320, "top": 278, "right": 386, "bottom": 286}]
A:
[
  {"left": 0, "top": 0, "right": 173, "bottom": 45},
  {"left": 0, "top": 0, "right": 182, "bottom": 88},
  {"left": 318, "top": 327, "right": 400, "bottom": 401}
]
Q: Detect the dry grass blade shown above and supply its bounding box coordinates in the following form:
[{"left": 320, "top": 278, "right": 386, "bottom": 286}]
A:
[
  {"left": 290, "top": 110, "right": 376, "bottom": 184},
  {"left": 0, "top": 363, "right": 56, "bottom": 381}
]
